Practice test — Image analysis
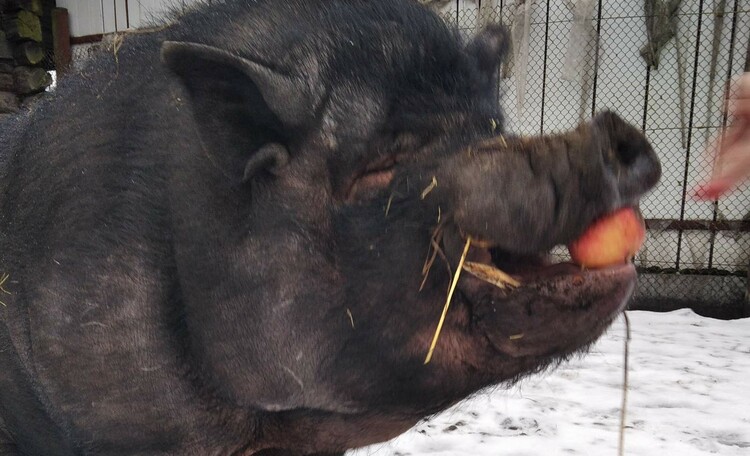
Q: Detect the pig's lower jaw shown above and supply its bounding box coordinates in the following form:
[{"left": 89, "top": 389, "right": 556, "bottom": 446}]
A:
[
  {"left": 441, "top": 227, "right": 636, "bottom": 360},
  {"left": 465, "top": 264, "right": 634, "bottom": 358}
]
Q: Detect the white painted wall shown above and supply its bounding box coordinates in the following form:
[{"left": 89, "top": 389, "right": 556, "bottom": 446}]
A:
[
  {"left": 57, "top": 0, "right": 204, "bottom": 37},
  {"left": 60, "top": 0, "right": 750, "bottom": 271},
  {"left": 440, "top": 0, "right": 750, "bottom": 271}
]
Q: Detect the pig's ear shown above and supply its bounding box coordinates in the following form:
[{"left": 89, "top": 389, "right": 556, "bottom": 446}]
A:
[
  {"left": 160, "top": 41, "right": 320, "bottom": 128},
  {"left": 465, "top": 24, "right": 510, "bottom": 85}
]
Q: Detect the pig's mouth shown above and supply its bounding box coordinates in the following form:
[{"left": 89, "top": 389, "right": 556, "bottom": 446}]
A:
[{"left": 441, "top": 226, "right": 635, "bottom": 359}]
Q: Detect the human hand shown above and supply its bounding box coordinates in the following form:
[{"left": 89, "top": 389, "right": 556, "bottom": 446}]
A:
[{"left": 695, "top": 72, "right": 750, "bottom": 200}]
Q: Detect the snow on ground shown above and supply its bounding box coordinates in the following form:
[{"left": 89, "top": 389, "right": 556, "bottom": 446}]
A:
[{"left": 348, "top": 310, "right": 750, "bottom": 456}]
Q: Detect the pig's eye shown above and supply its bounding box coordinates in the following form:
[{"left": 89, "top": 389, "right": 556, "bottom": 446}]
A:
[{"left": 345, "top": 157, "right": 397, "bottom": 203}]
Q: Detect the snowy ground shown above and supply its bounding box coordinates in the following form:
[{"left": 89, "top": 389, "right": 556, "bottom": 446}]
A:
[{"left": 347, "top": 310, "right": 750, "bottom": 456}]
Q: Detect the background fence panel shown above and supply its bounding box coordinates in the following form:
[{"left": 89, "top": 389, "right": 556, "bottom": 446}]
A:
[
  {"left": 65, "top": 0, "right": 750, "bottom": 314},
  {"left": 432, "top": 0, "right": 750, "bottom": 314}
]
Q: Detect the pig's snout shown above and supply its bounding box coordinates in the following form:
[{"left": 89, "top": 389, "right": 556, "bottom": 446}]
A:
[{"left": 433, "top": 111, "right": 661, "bottom": 254}]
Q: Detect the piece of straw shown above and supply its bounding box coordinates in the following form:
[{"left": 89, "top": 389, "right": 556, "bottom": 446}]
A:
[
  {"left": 0, "top": 273, "right": 9, "bottom": 293},
  {"left": 420, "top": 224, "right": 451, "bottom": 292},
  {"left": 424, "top": 236, "right": 472, "bottom": 364},
  {"left": 384, "top": 193, "right": 395, "bottom": 218},
  {"left": 462, "top": 261, "right": 520, "bottom": 288},
  {"left": 0, "top": 273, "right": 10, "bottom": 307},
  {"left": 618, "top": 312, "right": 631, "bottom": 456},
  {"left": 420, "top": 176, "right": 438, "bottom": 200}
]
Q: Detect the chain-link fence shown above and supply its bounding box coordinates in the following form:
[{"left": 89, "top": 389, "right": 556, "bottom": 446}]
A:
[
  {"left": 438, "top": 0, "right": 750, "bottom": 317},
  {"left": 63, "top": 0, "right": 749, "bottom": 316}
]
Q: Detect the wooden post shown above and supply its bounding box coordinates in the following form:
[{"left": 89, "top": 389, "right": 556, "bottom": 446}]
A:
[{"left": 51, "top": 7, "right": 70, "bottom": 73}]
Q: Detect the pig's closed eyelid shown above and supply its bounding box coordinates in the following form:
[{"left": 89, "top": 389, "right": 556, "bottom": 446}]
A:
[{"left": 343, "top": 164, "right": 397, "bottom": 204}]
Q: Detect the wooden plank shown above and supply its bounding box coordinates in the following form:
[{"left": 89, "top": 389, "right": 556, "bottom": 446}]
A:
[
  {"left": 56, "top": 0, "right": 104, "bottom": 38},
  {"left": 646, "top": 218, "right": 750, "bottom": 232},
  {"left": 101, "top": 0, "right": 117, "bottom": 33},
  {"left": 115, "top": 0, "right": 128, "bottom": 30},
  {"left": 125, "top": 0, "right": 142, "bottom": 28},
  {"left": 69, "top": 34, "right": 103, "bottom": 45}
]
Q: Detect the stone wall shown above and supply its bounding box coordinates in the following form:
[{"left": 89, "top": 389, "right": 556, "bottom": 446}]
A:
[{"left": 0, "top": 0, "right": 57, "bottom": 120}]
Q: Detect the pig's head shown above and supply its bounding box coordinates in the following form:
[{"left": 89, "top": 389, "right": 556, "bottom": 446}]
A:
[{"left": 160, "top": 0, "right": 660, "bottom": 453}]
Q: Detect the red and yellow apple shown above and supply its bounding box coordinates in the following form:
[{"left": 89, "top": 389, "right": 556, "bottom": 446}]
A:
[{"left": 567, "top": 207, "right": 646, "bottom": 268}]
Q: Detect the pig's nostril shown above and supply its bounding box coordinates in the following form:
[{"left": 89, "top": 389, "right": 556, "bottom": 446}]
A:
[
  {"left": 609, "top": 136, "right": 661, "bottom": 203},
  {"left": 593, "top": 111, "right": 661, "bottom": 199},
  {"left": 612, "top": 140, "right": 639, "bottom": 167}
]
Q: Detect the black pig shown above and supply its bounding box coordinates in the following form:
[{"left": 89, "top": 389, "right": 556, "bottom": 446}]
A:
[{"left": 0, "top": 0, "right": 660, "bottom": 454}]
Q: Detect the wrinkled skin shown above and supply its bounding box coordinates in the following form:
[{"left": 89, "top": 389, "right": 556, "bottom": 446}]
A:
[{"left": 0, "top": 1, "right": 660, "bottom": 455}]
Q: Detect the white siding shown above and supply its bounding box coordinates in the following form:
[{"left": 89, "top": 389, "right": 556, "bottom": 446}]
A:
[
  {"left": 58, "top": 0, "right": 204, "bottom": 37},
  {"left": 60, "top": 0, "right": 750, "bottom": 271},
  {"left": 57, "top": 0, "right": 105, "bottom": 37},
  {"left": 440, "top": 0, "right": 748, "bottom": 271}
]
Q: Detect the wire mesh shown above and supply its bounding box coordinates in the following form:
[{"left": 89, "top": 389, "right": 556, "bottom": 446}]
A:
[
  {"left": 64, "top": 0, "right": 749, "bottom": 312},
  {"left": 70, "top": 42, "right": 104, "bottom": 71},
  {"left": 439, "top": 0, "right": 750, "bottom": 311}
]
